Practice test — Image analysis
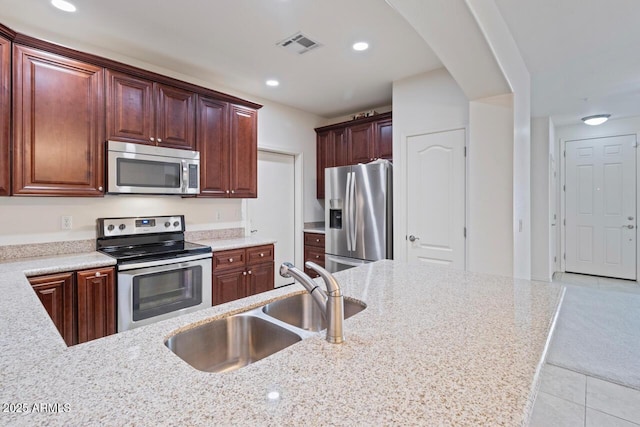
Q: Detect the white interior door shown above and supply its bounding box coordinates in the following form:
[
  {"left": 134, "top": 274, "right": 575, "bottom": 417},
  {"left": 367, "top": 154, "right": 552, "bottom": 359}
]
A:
[
  {"left": 248, "top": 151, "right": 295, "bottom": 287},
  {"left": 550, "top": 154, "right": 558, "bottom": 274},
  {"left": 406, "top": 129, "right": 465, "bottom": 268},
  {"left": 565, "top": 135, "right": 636, "bottom": 280}
]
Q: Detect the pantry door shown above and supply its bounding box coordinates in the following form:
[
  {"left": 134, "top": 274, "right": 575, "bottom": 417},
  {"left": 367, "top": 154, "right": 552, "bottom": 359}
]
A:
[
  {"left": 565, "top": 135, "right": 637, "bottom": 279},
  {"left": 406, "top": 128, "right": 466, "bottom": 269}
]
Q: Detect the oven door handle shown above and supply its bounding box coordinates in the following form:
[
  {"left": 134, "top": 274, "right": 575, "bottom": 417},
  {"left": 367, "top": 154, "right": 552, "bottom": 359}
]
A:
[{"left": 117, "top": 253, "right": 212, "bottom": 272}]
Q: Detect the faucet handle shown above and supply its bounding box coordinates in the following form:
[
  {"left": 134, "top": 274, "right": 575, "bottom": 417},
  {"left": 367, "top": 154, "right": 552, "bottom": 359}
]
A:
[{"left": 304, "top": 262, "right": 342, "bottom": 296}]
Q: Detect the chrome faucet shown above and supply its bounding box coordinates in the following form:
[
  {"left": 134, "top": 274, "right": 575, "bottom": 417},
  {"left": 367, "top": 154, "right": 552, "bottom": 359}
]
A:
[{"left": 279, "top": 261, "right": 345, "bottom": 344}]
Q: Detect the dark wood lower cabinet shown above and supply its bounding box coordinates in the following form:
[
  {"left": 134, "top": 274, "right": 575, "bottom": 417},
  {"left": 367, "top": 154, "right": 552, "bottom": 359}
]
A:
[
  {"left": 29, "top": 272, "right": 75, "bottom": 346},
  {"left": 76, "top": 268, "right": 116, "bottom": 344},
  {"left": 304, "top": 232, "right": 325, "bottom": 278},
  {"left": 212, "top": 268, "right": 247, "bottom": 306},
  {"left": 28, "top": 266, "right": 116, "bottom": 346},
  {"left": 212, "top": 244, "right": 274, "bottom": 306},
  {"left": 248, "top": 262, "right": 274, "bottom": 295}
]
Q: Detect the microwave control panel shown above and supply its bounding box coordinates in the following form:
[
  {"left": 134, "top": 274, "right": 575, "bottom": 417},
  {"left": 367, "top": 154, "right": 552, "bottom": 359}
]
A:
[{"left": 97, "top": 215, "right": 185, "bottom": 237}]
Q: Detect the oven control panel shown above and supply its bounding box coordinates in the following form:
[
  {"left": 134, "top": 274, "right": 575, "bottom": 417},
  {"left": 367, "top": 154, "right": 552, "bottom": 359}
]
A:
[{"left": 97, "top": 215, "right": 185, "bottom": 237}]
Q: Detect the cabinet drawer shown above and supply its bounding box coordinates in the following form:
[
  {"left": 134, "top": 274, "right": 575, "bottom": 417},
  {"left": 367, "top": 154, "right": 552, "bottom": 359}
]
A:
[
  {"left": 213, "top": 249, "right": 246, "bottom": 271},
  {"left": 304, "top": 246, "right": 325, "bottom": 265},
  {"left": 304, "top": 232, "right": 325, "bottom": 248},
  {"left": 246, "top": 244, "right": 274, "bottom": 265}
]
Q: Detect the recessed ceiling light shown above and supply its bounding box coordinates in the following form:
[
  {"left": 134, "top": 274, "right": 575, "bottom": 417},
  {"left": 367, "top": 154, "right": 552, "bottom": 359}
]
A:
[
  {"left": 581, "top": 114, "right": 611, "bottom": 126},
  {"left": 266, "top": 79, "right": 280, "bottom": 87},
  {"left": 352, "top": 42, "right": 369, "bottom": 52},
  {"left": 51, "top": 0, "right": 76, "bottom": 12}
]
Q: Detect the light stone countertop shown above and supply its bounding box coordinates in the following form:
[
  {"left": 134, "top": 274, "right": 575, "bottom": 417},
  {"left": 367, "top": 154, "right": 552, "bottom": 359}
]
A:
[
  {"left": 303, "top": 227, "right": 325, "bottom": 234},
  {"left": 0, "top": 256, "right": 563, "bottom": 426},
  {"left": 195, "top": 236, "right": 277, "bottom": 251}
]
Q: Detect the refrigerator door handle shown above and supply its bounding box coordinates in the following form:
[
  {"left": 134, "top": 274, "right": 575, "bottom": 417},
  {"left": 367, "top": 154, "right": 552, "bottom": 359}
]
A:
[
  {"left": 350, "top": 172, "right": 357, "bottom": 252},
  {"left": 345, "top": 171, "right": 352, "bottom": 251}
]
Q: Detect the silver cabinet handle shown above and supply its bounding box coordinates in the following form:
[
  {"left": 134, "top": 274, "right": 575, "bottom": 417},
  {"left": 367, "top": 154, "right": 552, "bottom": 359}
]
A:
[
  {"left": 231, "top": 190, "right": 235, "bottom": 194},
  {"left": 98, "top": 186, "right": 103, "bottom": 191},
  {"left": 228, "top": 258, "right": 233, "bottom": 262},
  {"left": 157, "top": 138, "right": 162, "bottom": 143},
  {"left": 623, "top": 225, "right": 635, "bottom": 229},
  {"left": 408, "top": 235, "right": 420, "bottom": 242},
  {"left": 226, "top": 190, "right": 230, "bottom": 194},
  {"left": 150, "top": 137, "right": 155, "bottom": 141}
]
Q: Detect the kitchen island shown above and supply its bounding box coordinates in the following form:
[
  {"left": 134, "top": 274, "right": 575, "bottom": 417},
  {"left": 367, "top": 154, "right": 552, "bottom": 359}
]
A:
[{"left": 0, "top": 258, "right": 563, "bottom": 426}]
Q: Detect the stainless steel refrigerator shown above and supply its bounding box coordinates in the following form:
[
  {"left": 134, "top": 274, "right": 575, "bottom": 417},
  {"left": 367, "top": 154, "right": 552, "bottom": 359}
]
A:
[{"left": 325, "top": 160, "right": 393, "bottom": 272}]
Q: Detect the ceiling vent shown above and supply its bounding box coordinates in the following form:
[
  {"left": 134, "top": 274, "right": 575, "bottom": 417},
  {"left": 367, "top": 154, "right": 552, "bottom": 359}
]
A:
[{"left": 277, "top": 32, "right": 322, "bottom": 55}]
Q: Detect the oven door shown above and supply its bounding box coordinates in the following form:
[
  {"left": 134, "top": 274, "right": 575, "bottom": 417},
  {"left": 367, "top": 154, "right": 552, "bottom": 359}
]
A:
[{"left": 117, "top": 255, "right": 212, "bottom": 331}]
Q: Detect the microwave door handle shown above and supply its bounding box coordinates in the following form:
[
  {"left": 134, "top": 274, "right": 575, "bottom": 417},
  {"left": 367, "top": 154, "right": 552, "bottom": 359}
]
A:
[{"left": 181, "top": 160, "right": 187, "bottom": 193}]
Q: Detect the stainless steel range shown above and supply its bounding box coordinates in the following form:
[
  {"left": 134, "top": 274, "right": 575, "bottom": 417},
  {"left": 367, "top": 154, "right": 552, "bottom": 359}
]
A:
[{"left": 97, "top": 215, "right": 212, "bottom": 332}]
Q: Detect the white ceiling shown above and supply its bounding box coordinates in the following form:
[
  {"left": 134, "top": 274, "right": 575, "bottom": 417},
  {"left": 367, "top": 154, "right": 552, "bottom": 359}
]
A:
[
  {"left": 0, "top": 0, "right": 442, "bottom": 118},
  {"left": 495, "top": 0, "right": 640, "bottom": 125},
  {"left": 1, "top": 0, "right": 638, "bottom": 125}
]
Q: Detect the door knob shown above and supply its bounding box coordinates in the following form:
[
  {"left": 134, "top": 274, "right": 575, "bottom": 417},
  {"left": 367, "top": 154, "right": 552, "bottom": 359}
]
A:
[{"left": 408, "top": 235, "right": 420, "bottom": 242}]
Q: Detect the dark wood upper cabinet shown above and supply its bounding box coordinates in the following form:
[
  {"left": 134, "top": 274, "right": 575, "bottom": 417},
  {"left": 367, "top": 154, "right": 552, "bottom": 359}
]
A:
[
  {"left": 155, "top": 83, "right": 196, "bottom": 150},
  {"left": 76, "top": 267, "right": 116, "bottom": 344},
  {"left": 314, "top": 112, "right": 392, "bottom": 199},
  {"left": 106, "top": 70, "right": 196, "bottom": 150},
  {"left": 197, "top": 96, "right": 229, "bottom": 197},
  {"left": 374, "top": 118, "right": 393, "bottom": 160},
  {"left": 29, "top": 272, "right": 75, "bottom": 346},
  {"left": 12, "top": 45, "right": 105, "bottom": 196},
  {"left": 106, "top": 70, "right": 155, "bottom": 144},
  {"left": 0, "top": 35, "right": 10, "bottom": 196},
  {"left": 316, "top": 130, "right": 332, "bottom": 199},
  {"left": 348, "top": 122, "right": 374, "bottom": 164},
  {"left": 228, "top": 104, "right": 257, "bottom": 198}
]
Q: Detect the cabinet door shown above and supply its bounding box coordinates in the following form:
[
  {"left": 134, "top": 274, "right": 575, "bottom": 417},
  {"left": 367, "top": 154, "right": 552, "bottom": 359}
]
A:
[
  {"left": 374, "top": 118, "right": 392, "bottom": 160},
  {"left": 347, "top": 122, "right": 374, "bottom": 165},
  {"left": 29, "top": 272, "right": 75, "bottom": 346},
  {"left": 106, "top": 70, "right": 155, "bottom": 145},
  {"left": 13, "top": 45, "right": 105, "bottom": 196},
  {"left": 212, "top": 268, "right": 246, "bottom": 305},
  {"left": 197, "top": 96, "right": 229, "bottom": 197},
  {"left": 155, "top": 83, "right": 196, "bottom": 150},
  {"left": 0, "top": 36, "right": 10, "bottom": 196},
  {"left": 316, "top": 130, "right": 333, "bottom": 199},
  {"left": 247, "top": 262, "right": 274, "bottom": 296},
  {"left": 229, "top": 104, "right": 257, "bottom": 198},
  {"left": 333, "top": 129, "right": 348, "bottom": 167},
  {"left": 76, "top": 267, "right": 116, "bottom": 344}
]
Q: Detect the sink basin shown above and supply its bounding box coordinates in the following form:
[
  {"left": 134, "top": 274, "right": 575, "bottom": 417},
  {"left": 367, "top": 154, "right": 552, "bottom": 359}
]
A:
[
  {"left": 262, "top": 293, "right": 366, "bottom": 332},
  {"left": 165, "top": 314, "right": 302, "bottom": 373}
]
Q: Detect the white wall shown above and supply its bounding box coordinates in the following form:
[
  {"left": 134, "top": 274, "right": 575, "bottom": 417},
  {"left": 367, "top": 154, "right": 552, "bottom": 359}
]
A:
[
  {"left": 392, "top": 68, "right": 469, "bottom": 262},
  {"left": 466, "top": 0, "right": 532, "bottom": 279},
  {"left": 467, "top": 95, "right": 514, "bottom": 276},
  {"left": 0, "top": 33, "right": 325, "bottom": 245},
  {"left": 531, "top": 117, "right": 552, "bottom": 281}
]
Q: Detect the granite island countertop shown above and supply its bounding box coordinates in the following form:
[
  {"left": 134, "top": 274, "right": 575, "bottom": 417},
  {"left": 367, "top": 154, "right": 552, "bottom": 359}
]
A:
[{"left": 0, "top": 257, "right": 563, "bottom": 426}]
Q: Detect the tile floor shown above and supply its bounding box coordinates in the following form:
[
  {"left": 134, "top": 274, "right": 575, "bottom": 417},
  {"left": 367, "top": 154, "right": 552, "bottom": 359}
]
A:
[{"left": 529, "top": 273, "right": 640, "bottom": 426}]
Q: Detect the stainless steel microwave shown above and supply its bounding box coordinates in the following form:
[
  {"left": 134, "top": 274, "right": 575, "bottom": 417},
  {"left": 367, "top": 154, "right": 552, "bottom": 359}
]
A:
[{"left": 107, "top": 141, "right": 200, "bottom": 195}]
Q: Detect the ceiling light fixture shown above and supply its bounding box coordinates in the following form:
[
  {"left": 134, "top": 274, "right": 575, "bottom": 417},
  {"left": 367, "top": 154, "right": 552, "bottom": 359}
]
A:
[
  {"left": 352, "top": 42, "right": 369, "bottom": 52},
  {"left": 581, "top": 114, "right": 611, "bottom": 126},
  {"left": 51, "top": 0, "right": 76, "bottom": 12},
  {"left": 265, "top": 79, "right": 279, "bottom": 87}
]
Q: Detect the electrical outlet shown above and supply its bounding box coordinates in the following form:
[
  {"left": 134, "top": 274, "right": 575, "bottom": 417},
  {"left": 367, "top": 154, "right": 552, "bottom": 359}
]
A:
[{"left": 61, "top": 216, "right": 73, "bottom": 230}]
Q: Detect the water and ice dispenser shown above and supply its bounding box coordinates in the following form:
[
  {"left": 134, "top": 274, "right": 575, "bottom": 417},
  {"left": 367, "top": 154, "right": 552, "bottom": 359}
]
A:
[{"left": 329, "top": 199, "right": 342, "bottom": 229}]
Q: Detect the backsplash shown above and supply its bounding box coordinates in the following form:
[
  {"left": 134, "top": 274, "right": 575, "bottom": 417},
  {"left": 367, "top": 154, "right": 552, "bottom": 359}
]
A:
[{"left": 0, "top": 228, "right": 245, "bottom": 261}]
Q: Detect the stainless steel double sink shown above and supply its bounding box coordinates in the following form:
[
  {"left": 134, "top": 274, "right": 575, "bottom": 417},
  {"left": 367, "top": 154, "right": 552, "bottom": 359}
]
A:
[{"left": 165, "top": 293, "right": 366, "bottom": 373}]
